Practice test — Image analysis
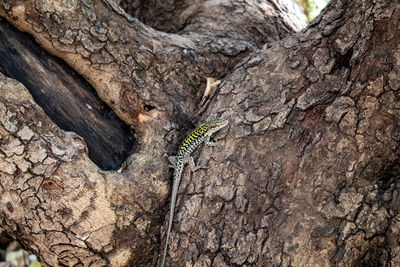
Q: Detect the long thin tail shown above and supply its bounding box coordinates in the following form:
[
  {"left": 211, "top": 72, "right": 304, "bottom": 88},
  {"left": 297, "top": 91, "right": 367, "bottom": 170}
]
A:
[{"left": 161, "top": 162, "right": 184, "bottom": 267}]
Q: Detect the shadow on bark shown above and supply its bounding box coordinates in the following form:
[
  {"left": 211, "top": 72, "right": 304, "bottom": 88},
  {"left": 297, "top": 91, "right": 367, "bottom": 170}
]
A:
[{"left": 0, "top": 18, "right": 134, "bottom": 171}]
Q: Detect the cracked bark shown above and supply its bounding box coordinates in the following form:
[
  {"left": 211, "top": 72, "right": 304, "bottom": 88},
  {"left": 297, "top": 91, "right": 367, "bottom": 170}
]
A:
[{"left": 0, "top": 0, "right": 399, "bottom": 266}]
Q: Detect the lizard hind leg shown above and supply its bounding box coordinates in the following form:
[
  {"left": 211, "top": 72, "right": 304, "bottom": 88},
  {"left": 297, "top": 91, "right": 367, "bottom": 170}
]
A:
[
  {"left": 168, "top": 156, "right": 177, "bottom": 168},
  {"left": 183, "top": 155, "right": 207, "bottom": 172}
]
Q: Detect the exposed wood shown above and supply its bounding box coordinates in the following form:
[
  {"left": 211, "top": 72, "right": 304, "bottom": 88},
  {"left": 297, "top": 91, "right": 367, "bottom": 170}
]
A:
[
  {"left": 0, "top": 0, "right": 399, "bottom": 266},
  {"left": 0, "top": 18, "right": 134, "bottom": 171}
]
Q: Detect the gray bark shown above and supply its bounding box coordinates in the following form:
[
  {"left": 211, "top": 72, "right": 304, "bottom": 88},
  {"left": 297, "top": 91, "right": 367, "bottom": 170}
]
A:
[{"left": 0, "top": 0, "right": 399, "bottom": 266}]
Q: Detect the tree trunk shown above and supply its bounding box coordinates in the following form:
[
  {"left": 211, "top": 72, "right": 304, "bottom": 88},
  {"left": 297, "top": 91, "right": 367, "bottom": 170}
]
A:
[{"left": 0, "top": 0, "right": 399, "bottom": 266}]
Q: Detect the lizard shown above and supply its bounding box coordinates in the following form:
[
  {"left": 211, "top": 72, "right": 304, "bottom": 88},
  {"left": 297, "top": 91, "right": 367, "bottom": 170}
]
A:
[{"left": 161, "top": 118, "right": 229, "bottom": 267}]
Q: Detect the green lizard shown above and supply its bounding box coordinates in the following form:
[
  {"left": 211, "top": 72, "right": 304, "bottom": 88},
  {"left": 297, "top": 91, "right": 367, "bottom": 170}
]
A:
[{"left": 161, "top": 118, "right": 228, "bottom": 267}]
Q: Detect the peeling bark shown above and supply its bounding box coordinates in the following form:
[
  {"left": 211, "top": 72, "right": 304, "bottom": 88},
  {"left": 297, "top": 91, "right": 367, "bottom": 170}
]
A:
[{"left": 0, "top": 0, "right": 399, "bottom": 266}]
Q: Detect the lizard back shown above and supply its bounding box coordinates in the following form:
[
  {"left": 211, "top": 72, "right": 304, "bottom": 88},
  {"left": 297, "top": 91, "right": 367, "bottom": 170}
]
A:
[{"left": 177, "top": 121, "right": 210, "bottom": 158}]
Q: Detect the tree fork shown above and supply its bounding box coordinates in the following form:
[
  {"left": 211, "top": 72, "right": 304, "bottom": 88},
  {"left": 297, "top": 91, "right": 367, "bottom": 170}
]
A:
[{"left": 0, "top": 0, "right": 399, "bottom": 266}]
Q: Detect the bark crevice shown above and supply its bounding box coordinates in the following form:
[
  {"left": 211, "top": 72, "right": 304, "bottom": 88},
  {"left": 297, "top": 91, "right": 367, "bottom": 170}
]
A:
[
  {"left": 0, "top": 0, "right": 399, "bottom": 266},
  {"left": 0, "top": 18, "right": 134, "bottom": 171}
]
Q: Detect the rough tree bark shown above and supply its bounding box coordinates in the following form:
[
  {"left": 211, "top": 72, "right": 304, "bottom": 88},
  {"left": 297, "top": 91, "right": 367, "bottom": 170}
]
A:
[{"left": 0, "top": 0, "right": 399, "bottom": 267}]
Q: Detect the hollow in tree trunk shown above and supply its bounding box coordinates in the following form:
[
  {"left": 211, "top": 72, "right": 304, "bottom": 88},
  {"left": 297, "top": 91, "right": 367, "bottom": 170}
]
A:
[{"left": 0, "top": 0, "right": 399, "bottom": 266}]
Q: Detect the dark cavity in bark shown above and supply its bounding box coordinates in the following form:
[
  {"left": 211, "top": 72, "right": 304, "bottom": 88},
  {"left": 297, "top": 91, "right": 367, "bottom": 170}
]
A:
[{"left": 0, "top": 18, "right": 134, "bottom": 171}]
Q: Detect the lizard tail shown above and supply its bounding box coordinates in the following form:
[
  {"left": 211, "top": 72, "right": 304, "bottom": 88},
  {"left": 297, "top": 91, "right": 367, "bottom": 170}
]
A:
[{"left": 161, "top": 162, "right": 184, "bottom": 267}]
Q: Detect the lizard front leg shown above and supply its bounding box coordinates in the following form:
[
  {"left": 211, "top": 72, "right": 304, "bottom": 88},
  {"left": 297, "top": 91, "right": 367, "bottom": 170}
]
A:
[{"left": 205, "top": 136, "right": 218, "bottom": 146}]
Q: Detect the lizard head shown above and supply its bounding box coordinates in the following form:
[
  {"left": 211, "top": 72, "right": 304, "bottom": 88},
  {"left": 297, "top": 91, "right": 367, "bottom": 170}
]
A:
[{"left": 207, "top": 118, "right": 228, "bottom": 133}]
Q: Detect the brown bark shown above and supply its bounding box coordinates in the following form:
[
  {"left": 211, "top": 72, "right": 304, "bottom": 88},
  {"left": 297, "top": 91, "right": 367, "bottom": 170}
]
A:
[
  {"left": 118, "top": 0, "right": 306, "bottom": 43},
  {"left": 0, "top": 18, "right": 134, "bottom": 171},
  {"left": 0, "top": 0, "right": 399, "bottom": 266}
]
